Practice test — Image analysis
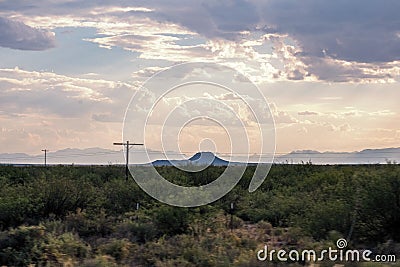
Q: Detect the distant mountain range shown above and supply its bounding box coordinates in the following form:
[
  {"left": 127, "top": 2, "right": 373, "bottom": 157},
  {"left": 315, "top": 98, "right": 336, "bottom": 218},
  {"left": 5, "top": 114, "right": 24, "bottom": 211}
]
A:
[
  {"left": 276, "top": 147, "right": 400, "bottom": 164},
  {"left": 1, "top": 147, "right": 400, "bottom": 165},
  {"left": 0, "top": 148, "right": 125, "bottom": 165}
]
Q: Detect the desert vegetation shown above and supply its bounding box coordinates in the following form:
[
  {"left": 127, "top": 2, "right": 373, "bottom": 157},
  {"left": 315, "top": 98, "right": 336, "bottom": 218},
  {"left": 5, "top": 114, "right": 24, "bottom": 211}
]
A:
[{"left": 0, "top": 164, "right": 399, "bottom": 266}]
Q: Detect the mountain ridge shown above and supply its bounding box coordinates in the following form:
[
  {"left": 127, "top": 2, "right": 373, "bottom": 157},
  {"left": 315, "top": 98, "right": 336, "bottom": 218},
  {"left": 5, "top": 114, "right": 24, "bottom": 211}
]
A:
[
  {"left": 152, "top": 152, "right": 232, "bottom": 166},
  {"left": 1, "top": 147, "right": 399, "bottom": 165}
]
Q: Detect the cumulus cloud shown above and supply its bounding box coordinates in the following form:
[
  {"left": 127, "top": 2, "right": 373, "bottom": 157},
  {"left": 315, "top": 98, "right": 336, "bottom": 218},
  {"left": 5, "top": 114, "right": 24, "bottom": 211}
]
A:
[
  {"left": 213, "top": 92, "right": 241, "bottom": 101},
  {"left": 269, "top": 103, "right": 299, "bottom": 124},
  {"left": 303, "top": 57, "right": 400, "bottom": 83},
  {"left": 339, "top": 123, "right": 352, "bottom": 132},
  {"left": 266, "top": 34, "right": 400, "bottom": 83},
  {"left": 322, "top": 122, "right": 353, "bottom": 132},
  {"left": 0, "top": 68, "right": 134, "bottom": 118},
  {"left": 0, "top": 17, "right": 55, "bottom": 50},
  {"left": 131, "top": 66, "right": 169, "bottom": 79},
  {"left": 0, "top": 67, "right": 140, "bottom": 152}
]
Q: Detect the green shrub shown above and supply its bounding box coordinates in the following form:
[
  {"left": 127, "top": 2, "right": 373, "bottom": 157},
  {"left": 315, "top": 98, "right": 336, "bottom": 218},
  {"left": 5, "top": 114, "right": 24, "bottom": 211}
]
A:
[
  {"left": 97, "top": 238, "right": 134, "bottom": 263},
  {"left": 0, "top": 225, "right": 90, "bottom": 266},
  {"left": 153, "top": 206, "right": 190, "bottom": 236},
  {"left": 81, "top": 255, "right": 118, "bottom": 267}
]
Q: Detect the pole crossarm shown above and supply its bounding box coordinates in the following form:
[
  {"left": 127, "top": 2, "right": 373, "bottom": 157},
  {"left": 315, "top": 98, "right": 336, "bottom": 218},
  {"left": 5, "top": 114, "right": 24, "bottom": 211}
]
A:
[{"left": 113, "top": 143, "right": 144, "bottom": 146}]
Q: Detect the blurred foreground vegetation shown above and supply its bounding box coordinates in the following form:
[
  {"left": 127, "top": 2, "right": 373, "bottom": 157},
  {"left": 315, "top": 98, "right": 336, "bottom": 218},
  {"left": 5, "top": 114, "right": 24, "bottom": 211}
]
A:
[{"left": 0, "top": 164, "right": 399, "bottom": 266}]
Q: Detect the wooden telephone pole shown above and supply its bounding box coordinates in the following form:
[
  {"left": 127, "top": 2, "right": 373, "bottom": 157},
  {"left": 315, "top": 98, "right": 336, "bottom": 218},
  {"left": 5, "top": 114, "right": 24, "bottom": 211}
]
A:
[
  {"left": 113, "top": 141, "right": 143, "bottom": 180},
  {"left": 41, "top": 149, "right": 49, "bottom": 167}
]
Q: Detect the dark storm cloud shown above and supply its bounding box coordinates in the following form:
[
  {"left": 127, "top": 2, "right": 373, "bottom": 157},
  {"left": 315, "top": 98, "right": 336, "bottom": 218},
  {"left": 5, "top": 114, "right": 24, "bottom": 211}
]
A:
[
  {"left": 142, "top": 0, "right": 400, "bottom": 63},
  {"left": 0, "top": 17, "right": 55, "bottom": 50},
  {"left": 259, "top": 0, "right": 400, "bottom": 63},
  {"left": 135, "top": 0, "right": 260, "bottom": 40},
  {"left": 136, "top": 0, "right": 400, "bottom": 63}
]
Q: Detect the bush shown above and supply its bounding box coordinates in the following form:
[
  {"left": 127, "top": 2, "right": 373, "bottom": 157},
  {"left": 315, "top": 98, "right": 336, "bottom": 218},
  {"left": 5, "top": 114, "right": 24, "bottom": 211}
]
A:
[
  {"left": 0, "top": 225, "right": 46, "bottom": 266},
  {"left": 153, "top": 206, "right": 191, "bottom": 236},
  {"left": 115, "top": 219, "right": 158, "bottom": 244},
  {"left": 82, "top": 255, "right": 118, "bottom": 267},
  {"left": 0, "top": 225, "right": 90, "bottom": 266},
  {"left": 97, "top": 239, "right": 134, "bottom": 263}
]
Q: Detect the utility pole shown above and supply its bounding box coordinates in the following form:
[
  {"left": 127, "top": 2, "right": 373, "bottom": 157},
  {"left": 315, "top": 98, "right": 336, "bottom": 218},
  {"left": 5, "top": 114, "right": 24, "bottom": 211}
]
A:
[
  {"left": 230, "top": 202, "right": 234, "bottom": 232},
  {"left": 113, "top": 141, "right": 143, "bottom": 181},
  {"left": 41, "top": 149, "right": 49, "bottom": 167}
]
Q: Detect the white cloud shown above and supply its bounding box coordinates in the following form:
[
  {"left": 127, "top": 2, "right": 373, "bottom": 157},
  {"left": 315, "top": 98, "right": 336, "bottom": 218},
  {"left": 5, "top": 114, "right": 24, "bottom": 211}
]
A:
[
  {"left": 0, "top": 67, "right": 135, "bottom": 118},
  {"left": 339, "top": 123, "right": 352, "bottom": 132},
  {"left": 269, "top": 103, "right": 299, "bottom": 124},
  {"left": 131, "top": 66, "right": 169, "bottom": 79},
  {"left": 0, "top": 67, "right": 139, "bottom": 153}
]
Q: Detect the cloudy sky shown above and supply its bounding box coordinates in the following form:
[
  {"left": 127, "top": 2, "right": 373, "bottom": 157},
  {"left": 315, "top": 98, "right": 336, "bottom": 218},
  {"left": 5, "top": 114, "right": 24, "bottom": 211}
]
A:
[{"left": 0, "top": 0, "right": 399, "bottom": 156}]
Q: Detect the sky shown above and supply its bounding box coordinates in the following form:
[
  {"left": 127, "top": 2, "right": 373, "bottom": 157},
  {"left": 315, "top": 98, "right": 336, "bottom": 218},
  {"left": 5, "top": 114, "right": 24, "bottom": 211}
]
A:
[{"left": 0, "top": 0, "right": 399, "bottom": 157}]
